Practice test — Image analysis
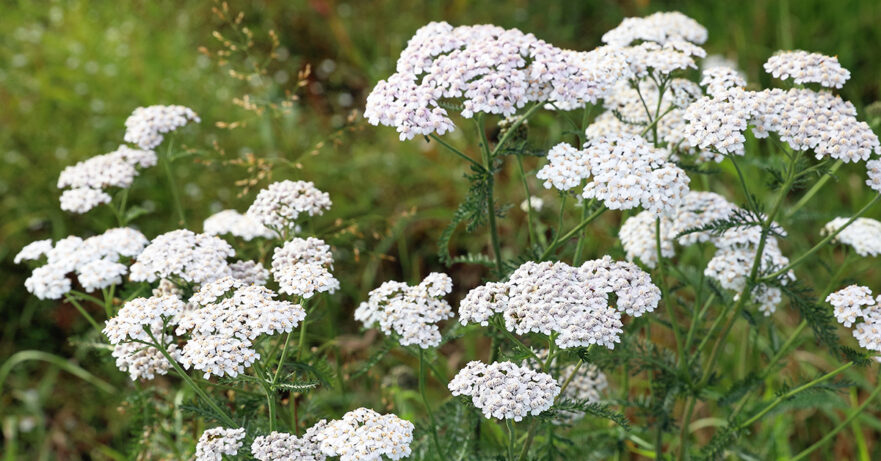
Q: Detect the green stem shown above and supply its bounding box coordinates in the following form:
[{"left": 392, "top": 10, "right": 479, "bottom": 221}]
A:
[
  {"left": 684, "top": 293, "right": 716, "bottom": 353},
  {"left": 476, "top": 116, "right": 504, "bottom": 275},
  {"left": 738, "top": 362, "right": 854, "bottom": 429},
  {"left": 785, "top": 159, "right": 843, "bottom": 219},
  {"left": 162, "top": 138, "right": 187, "bottom": 227},
  {"left": 420, "top": 349, "right": 445, "bottom": 459},
  {"left": 253, "top": 362, "right": 278, "bottom": 432},
  {"left": 572, "top": 199, "right": 590, "bottom": 265},
  {"left": 506, "top": 419, "right": 517, "bottom": 461},
  {"left": 655, "top": 217, "right": 684, "bottom": 366},
  {"left": 145, "top": 330, "right": 235, "bottom": 427},
  {"left": 790, "top": 373, "right": 881, "bottom": 460},
  {"left": 492, "top": 102, "right": 543, "bottom": 157},
  {"left": 762, "top": 193, "right": 881, "bottom": 281},
  {"left": 429, "top": 133, "right": 485, "bottom": 171},
  {"left": 63, "top": 294, "right": 104, "bottom": 335},
  {"left": 540, "top": 204, "right": 607, "bottom": 260},
  {"left": 516, "top": 155, "right": 538, "bottom": 247},
  {"left": 271, "top": 329, "right": 295, "bottom": 386},
  {"left": 678, "top": 396, "right": 697, "bottom": 461}
]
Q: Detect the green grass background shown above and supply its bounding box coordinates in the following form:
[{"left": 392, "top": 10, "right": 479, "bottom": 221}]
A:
[{"left": 2, "top": 0, "right": 881, "bottom": 458}]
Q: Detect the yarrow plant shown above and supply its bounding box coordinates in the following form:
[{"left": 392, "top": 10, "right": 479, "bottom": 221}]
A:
[{"left": 12, "top": 9, "right": 881, "bottom": 461}]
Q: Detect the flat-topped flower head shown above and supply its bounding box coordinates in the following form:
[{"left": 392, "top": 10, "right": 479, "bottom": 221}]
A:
[
  {"left": 124, "top": 105, "right": 200, "bottom": 150},
  {"left": 18, "top": 228, "right": 149, "bottom": 299},
  {"left": 701, "top": 67, "right": 747, "bottom": 98},
  {"left": 129, "top": 229, "right": 234, "bottom": 285},
  {"left": 271, "top": 237, "right": 338, "bottom": 298},
  {"left": 355, "top": 273, "right": 454, "bottom": 348},
  {"left": 538, "top": 135, "right": 690, "bottom": 216},
  {"left": 56, "top": 145, "right": 157, "bottom": 214},
  {"left": 14, "top": 239, "right": 53, "bottom": 264},
  {"left": 683, "top": 87, "right": 880, "bottom": 162},
  {"left": 103, "top": 295, "right": 186, "bottom": 344},
  {"left": 178, "top": 334, "right": 259, "bottom": 379},
  {"left": 827, "top": 285, "right": 881, "bottom": 357},
  {"left": 448, "top": 361, "right": 560, "bottom": 421},
  {"left": 251, "top": 428, "right": 327, "bottom": 461},
  {"left": 60, "top": 187, "right": 112, "bottom": 214},
  {"left": 602, "top": 11, "right": 707, "bottom": 47},
  {"left": 177, "top": 279, "right": 306, "bottom": 341},
  {"left": 365, "top": 22, "right": 629, "bottom": 140},
  {"left": 823, "top": 217, "right": 881, "bottom": 257},
  {"left": 195, "top": 427, "right": 245, "bottom": 461},
  {"left": 247, "top": 180, "right": 332, "bottom": 233},
  {"left": 314, "top": 408, "right": 413, "bottom": 461},
  {"left": 111, "top": 336, "right": 179, "bottom": 381},
  {"left": 459, "top": 258, "right": 660, "bottom": 349},
  {"left": 204, "top": 209, "right": 277, "bottom": 241},
  {"left": 763, "top": 50, "right": 850, "bottom": 89},
  {"left": 827, "top": 285, "right": 876, "bottom": 327}
]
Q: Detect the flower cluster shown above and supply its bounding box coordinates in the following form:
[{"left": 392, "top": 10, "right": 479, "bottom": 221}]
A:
[
  {"left": 111, "top": 336, "right": 179, "bottom": 381},
  {"left": 537, "top": 134, "right": 690, "bottom": 216},
  {"left": 763, "top": 50, "right": 850, "bottom": 88},
  {"left": 601, "top": 11, "right": 708, "bottom": 48},
  {"left": 129, "top": 229, "right": 234, "bottom": 285},
  {"left": 195, "top": 427, "right": 246, "bottom": 461},
  {"left": 365, "top": 22, "right": 629, "bottom": 140},
  {"left": 449, "top": 360, "right": 560, "bottom": 421},
  {"left": 683, "top": 55, "right": 880, "bottom": 169},
  {"left": 103, "top": 295, "right": 185, "bottom": 344},
  {"left": 620, "top": 191, "right": 735, "bottom": 268},
  {"left": 459, "top": 257, "right": 660, "bottom": 349},
  {"left": 124, "top": 105, "right": 200, "bottom": 150},
  {"left": 57, "top": 145, "right": 156, "bottom": 213},
  {"left": 314, "top": 408, "right": 414, "bottom": 461},
  {"left": 175, "top": 277, "right": 306, "bottom": 378},
  {"left": 823, "top": 217, "right": 881, "bottom": 257},
  {"left": 251, "top": 427, "right": 327, "bottom": 461},
  {"left": 16, "top": 227, "right": 148, "bottom": 299},
  {"left": 827, "top": 285, "right": 881, "bottom": 357},
  {"left": 271, "top": 237, "right": 339, "bottom": 299},
  {"left": 204, "top": 209, "right": 277, "bottom": 241},
  {"left": 247, "top": 180, "right": 332, "bottom": 233},
  {"left": 355, "top": 273, "right": 454, "bottom": 348}
]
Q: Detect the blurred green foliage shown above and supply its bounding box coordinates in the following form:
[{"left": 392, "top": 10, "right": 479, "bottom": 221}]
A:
[{"left": 2, "top": 0, "right": 881, "bottom": 458}]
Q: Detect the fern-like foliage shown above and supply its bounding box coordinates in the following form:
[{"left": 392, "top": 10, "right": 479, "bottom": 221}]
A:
[{"left": 438, "top": 166, "right": 492, "bottom": 266}]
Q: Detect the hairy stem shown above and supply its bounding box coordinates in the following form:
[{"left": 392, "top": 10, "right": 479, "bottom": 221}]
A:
[
  {"left": 146, "top": 330, "right": 235, "bottom": 427},
  {"left": 516, "top": 155, "right": 538, "bottom": 247},
  {"left": 429, "top": 133, "right": 484, "bottom": 171},
  {"left": 476, "top": 116, "right": 504, "bottom": 275},
  {"left": 540, "top": 204, "right": 607, "bottom": 260},
  {"left": 161, "top": 138, "right": 187, "bottom": 227},
  {"left": 419, "top": 349, "right": 445, "bottom": 459},
  {"left": 784, "top": 159, "right": 843, "bottom": 219}
]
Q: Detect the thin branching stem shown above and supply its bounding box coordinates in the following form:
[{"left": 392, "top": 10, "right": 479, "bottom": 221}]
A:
[
  {"left": 419, "top": 348, "right": 445, "bottom": 459},
  {"left": 161, "top": 138, "right": 187, "bottom": 227},
  {"left": 476, "top": 116, "right": 504, "bottom": 275},
  {"left": 762, "top": 193, "right": 881, "bottom": 280},
  {"left": 428, "top": 133, "right": 485, "bottom": 171},
  {"left": 790, "top": 371, "right": 881, "bottom": 461}
]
